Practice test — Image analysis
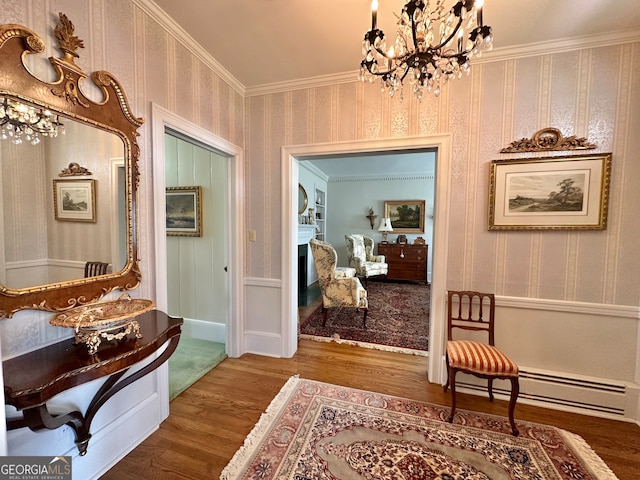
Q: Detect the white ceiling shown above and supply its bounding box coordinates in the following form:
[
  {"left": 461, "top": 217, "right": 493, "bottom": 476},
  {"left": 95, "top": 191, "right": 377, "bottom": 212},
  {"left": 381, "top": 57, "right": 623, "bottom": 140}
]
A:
[
  {"left": 148, "top": 0, "right": 640, "bottom": 177},
  {"left": 151, "top": 0, "right": 640, "bottom": 88}
]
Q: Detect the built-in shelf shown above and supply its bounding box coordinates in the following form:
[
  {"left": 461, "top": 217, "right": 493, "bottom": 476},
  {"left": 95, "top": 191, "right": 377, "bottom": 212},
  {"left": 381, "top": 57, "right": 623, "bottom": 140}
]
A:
[{"left": 315, "top": 188, "right": 326, "bottom": 241}]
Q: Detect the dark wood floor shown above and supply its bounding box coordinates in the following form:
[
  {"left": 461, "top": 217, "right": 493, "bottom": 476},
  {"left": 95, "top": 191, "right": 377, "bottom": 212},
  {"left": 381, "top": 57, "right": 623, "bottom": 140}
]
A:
[{"left": 101, "top": 339, "right": 640, "bottom": 480}]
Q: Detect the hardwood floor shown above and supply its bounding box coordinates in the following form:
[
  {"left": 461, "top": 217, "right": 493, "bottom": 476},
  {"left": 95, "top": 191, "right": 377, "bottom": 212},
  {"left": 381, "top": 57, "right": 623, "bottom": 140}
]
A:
[{"left": 101, "top": 339, "right": 640, "bottom": 479}]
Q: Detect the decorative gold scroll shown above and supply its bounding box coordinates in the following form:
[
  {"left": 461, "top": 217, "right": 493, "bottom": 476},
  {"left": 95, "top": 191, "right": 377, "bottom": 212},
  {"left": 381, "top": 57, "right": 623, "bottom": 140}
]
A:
[{"left": 500, "top": 127, "right": 597, "bottom": 153}]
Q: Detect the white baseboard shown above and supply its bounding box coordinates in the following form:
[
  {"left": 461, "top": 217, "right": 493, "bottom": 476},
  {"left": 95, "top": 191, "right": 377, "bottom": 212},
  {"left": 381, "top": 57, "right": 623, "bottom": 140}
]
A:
[
  {"left": 181, "top": 317, "right": 226, "bottom": 343},
  {"left": 244, "top": 330, "right": 283, "bottom": 357}
]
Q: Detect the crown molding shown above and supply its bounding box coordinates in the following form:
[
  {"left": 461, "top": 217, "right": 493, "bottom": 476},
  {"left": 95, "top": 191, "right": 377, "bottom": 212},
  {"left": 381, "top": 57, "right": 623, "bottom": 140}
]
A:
[
  {"left": 299, "top": 161, "right": 329, "bottom": 182},
  {"left": 480, "top": 29, "right": 640, "bottom": 65},
  {"left": 246, "top": 29, "right": 640, "bottom": 97},
  {"left": 132, "top": 0, "right": 245, "bottom": 96},
  {"left": 329, "top": 174, "right": 435, "bottom": 183},
  {"left": 130, "top": 4, "right": 640, "bottom": 100}
]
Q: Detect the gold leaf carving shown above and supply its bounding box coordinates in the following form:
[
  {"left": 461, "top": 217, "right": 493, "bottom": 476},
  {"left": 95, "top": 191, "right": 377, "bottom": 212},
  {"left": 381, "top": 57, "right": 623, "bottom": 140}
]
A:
[
  {"left": 500, "top": 127, "right": 597, "bottom": 153},
  {"left": 54, "top": 12, "right": 84, "bottom": 65}
]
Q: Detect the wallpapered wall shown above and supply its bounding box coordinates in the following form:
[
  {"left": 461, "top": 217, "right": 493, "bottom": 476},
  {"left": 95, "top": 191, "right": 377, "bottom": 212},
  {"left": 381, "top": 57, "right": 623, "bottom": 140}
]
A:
[
  {"left": 246, "top": 43, "right": 640, "bottom": 307},
  {"left": 0, "top": 0, "right": 244, "bottom": 358}
]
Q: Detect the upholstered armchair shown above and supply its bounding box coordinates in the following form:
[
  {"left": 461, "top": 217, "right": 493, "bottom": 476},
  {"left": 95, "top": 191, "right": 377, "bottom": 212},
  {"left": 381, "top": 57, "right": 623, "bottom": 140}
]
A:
[
  {"left": 309, "top": 239, "right": 368, "bottom": 328},
  {"left": 344, "top": 234, "right": 388, "bottom": 286}
]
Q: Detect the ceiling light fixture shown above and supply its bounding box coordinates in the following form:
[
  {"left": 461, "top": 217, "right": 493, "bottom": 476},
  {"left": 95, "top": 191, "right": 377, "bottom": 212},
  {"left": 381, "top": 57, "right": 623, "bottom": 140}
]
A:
[
  {"left": 359, "top": 0, "right": 492, "bottom": 100},
  {"left": 0, "top": 97, "right": 65, "bottom": 145}
]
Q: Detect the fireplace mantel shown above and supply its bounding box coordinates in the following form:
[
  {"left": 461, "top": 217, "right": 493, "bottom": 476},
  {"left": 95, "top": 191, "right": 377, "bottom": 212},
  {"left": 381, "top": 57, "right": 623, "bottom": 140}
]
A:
[{"left": 298, "top": 224, "right": 316, "bottom": 245}]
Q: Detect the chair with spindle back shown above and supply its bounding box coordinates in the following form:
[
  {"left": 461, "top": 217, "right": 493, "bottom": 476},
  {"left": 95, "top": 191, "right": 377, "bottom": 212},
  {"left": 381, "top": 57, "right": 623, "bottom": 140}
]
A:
[
  {"left": 444, "top": 290, "right": 520, "bottom": 436},
  {"left": 84, "top": 261, "right": 109, "bottom": 277}
]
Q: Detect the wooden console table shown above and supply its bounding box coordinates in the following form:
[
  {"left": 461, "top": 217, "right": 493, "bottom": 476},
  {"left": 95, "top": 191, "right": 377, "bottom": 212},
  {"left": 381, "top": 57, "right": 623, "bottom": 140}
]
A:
[
  {"left": 378, "top": 243, "right": 428, "bottom": 283},
  {"left": 3, "top": 310, "right": 182, "bottom": 456}
]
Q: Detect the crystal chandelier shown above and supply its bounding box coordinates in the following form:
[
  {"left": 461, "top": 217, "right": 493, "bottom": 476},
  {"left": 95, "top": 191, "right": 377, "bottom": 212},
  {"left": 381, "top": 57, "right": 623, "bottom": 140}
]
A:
[
  {"left": 359, "top": 0, "right": 492, "bottom": 100},
  {"left": 0, "top": 97, "right": 65, "bottom": 145}
]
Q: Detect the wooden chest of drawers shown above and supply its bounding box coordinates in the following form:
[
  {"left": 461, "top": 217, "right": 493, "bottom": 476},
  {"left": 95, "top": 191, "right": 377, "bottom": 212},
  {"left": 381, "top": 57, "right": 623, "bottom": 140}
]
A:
[{"left": 377, "top": 243, "right": 428, "bottom": 283}]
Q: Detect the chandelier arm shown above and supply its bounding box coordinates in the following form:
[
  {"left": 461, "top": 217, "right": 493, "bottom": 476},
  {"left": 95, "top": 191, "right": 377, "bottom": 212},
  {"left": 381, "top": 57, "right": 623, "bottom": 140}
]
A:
[{"left": 432, "top": 16, "right": 464, "bottom": 52}]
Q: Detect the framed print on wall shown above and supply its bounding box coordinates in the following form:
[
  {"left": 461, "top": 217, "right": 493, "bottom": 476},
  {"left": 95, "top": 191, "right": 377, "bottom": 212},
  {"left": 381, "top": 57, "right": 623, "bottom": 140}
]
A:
[
  {"left": 384, "top": 199, "right": 426, "bottom": 233},
  {"left": 488, "top": 153, "right": 612, "bottom": 230},
  {"left": 166, "top": 186, "right": 202, "bottom": 237},
  {"left": 53, "top": 179, "right": 96, "bottom": 222}
]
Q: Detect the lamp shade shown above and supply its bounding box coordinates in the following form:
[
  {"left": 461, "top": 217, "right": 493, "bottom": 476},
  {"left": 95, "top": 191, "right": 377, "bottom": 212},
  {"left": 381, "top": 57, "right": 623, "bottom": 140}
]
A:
[{"left": 378, "top": 217, "right": 393, "bottom": 232}]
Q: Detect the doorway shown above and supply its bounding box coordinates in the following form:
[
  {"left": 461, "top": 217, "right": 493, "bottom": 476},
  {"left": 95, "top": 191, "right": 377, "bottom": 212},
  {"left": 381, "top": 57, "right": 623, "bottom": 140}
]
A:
[
  {"left": 164, "top": 130, "right": 229, "bottom": 336},
  {"left": 281, "top": 135, "right": 452, "bottom": 384},
  {"left": 297, "top": 151, "right": 435, "bottom": 352},
  {"left": 151, "top": 103, "right": 244, "bottom": 359}
]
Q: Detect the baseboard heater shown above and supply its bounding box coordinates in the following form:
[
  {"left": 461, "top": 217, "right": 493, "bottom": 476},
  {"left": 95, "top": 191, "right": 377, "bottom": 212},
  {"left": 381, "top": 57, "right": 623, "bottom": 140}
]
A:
[{"left": 456, "top": 369, "right": 627, "bottom": 418}]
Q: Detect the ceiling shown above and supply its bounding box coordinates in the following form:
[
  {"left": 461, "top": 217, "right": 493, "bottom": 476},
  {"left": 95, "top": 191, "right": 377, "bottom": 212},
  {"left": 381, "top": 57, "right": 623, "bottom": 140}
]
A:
[
  {"left": 149, "top": 0, "right": 640, "bottom": 178},
  {"left": 151, "top": 0, "right": 640, "bottom": 89}
]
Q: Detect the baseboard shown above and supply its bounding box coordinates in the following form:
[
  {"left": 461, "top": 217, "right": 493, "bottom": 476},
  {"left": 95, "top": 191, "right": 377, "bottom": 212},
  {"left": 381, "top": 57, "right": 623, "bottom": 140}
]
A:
[
  {"left": 244, "top": 330, "right": 283, "bottom": 357},
  {"left": 454, "top": 366, "right": 638, "bottom": 423},
  {"left": 7, "top": 378, "right": 165, "bottom": 479},
  {"left": 74, "top": 392, "right": 163, "bottom": 479},
  {"left": 181, "top": 317, "right": 226, "bottom": 343}
]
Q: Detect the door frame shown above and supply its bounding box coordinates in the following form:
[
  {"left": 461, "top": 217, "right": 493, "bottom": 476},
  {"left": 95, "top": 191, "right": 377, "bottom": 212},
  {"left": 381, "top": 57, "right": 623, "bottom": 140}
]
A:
[
  {"left": 151, "top": 103, "right": 245, "bottom": 358},
  {"left": 281, "top": 134, "right": 452, "bottom": 383}
]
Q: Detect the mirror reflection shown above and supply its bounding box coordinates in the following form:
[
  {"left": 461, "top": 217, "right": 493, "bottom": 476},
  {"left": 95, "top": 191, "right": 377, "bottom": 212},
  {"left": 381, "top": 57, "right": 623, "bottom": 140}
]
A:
[
  {"left": 298, "top": 183, "right": 308, "bottom": 214},
  {"left": 0, "top": 106, "right": 127, "bottom": 289}
]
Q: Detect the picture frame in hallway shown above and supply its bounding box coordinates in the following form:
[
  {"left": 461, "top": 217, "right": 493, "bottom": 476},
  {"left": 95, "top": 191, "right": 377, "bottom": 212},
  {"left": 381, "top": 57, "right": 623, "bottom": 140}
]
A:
[
  {"left": 166, "top": 186, "right": 202, "bottom": 237},
  {"left": 384, "top": 200, "right": 425, "bottom": 233},
  {"left": 488, "top": 153, "right": 612, "bottom": 230},
  {"left": 53, "top": 179, "right": 96, "bottom": 222}
]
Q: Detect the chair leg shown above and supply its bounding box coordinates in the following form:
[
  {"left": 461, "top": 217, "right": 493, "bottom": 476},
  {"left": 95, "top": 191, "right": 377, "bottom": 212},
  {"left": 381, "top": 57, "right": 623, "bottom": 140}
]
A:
[
  {"left": 362, "top": 308, "right": 368, "bottom": 329},
  {"left": 443, "top": 353, "right": 450, "bottom": 393},
  {"left": 508, "top": 377, "right": 520, "bottom": 436},
  {"left": 322, "top": 306, "right": 328, "bottom": 327},
  {"left": 488, "top": 378, "right": 494, "bottom": 401},
  {"left": 447, "top": 368, "right": 457, "bottom": 423}
]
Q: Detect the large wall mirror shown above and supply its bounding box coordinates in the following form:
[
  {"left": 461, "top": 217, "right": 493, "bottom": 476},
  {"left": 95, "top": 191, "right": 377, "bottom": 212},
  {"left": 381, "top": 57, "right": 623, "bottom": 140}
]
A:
[{"left": 0, "top": 14, "right": 143, "bottom": 317}]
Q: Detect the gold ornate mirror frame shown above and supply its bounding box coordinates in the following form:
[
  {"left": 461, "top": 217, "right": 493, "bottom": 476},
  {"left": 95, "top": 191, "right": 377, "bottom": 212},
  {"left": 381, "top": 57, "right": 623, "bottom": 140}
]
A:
[{"left": 0, "top": 14, "right": 143, "bottom": 317}]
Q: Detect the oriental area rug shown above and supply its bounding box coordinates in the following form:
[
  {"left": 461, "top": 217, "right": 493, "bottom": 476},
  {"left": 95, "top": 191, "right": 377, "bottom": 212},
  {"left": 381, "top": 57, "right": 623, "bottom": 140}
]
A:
[
  {"left": 221, "top": 376, "right": 619, "bottom": 480},
  {"left": 300, "top": 281, "right": 429, "bottom": 355}
]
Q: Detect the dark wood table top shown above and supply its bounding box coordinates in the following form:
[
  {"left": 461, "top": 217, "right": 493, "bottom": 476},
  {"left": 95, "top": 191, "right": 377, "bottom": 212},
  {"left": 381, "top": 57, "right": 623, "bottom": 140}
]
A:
[{"left": 3, "top": 309, "right": 182, "bottom": 410}]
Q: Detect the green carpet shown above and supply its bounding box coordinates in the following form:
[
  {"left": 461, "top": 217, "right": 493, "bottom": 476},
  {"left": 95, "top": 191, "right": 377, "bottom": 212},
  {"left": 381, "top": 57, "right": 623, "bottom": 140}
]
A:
[{"left": 169, "top": 337, "right": 227, "bottom": 400}]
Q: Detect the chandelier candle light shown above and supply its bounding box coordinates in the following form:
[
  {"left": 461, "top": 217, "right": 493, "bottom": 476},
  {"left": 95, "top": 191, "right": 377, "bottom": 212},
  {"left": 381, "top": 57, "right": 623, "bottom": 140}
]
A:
[
  {"left": 0, "top": 97, "right": 65, "bottom": 145},
  {"left": 359, "top": 0, "right": 492, "bottom": 100}
]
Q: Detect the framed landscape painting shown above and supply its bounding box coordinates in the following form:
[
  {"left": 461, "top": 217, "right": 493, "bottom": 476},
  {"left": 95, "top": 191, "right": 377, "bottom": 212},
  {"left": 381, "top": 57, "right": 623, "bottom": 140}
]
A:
[
  {"left": 488, "top": 153, "right": 612, "bottom": 230},
  {"left": 384, "top": 200, "right": 425, "bottom": 233},
  {"left": 53, "top": 179, "right": 96, "bottom": 222},
  {"left": 166, "top": 186, "right": 202, "bottom": 237}
]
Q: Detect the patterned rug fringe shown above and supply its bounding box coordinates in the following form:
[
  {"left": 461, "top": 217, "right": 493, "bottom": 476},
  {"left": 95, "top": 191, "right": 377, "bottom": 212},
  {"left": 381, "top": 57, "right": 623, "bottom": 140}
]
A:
[
  {"left": 299, "top": 333, "right": 428, "bottom": 357},
  {"left": 220, "top": 375, "right": 301, "bottom": 480},
  {"left": 559, "top": 429, "right": 619, "bottom": 479}
]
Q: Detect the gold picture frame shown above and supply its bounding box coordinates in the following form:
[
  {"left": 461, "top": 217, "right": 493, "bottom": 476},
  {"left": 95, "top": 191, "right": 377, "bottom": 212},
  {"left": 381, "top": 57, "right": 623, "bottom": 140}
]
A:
[
  {"left": 488, "top": 153, "right": 612, "bottom": 230},
  {"left": 384, "top": 200, "right": 426, "bottom": 233},
  {"left": 53, "top": 179, "right": 96, "bottom": 222},
  {"left": 166, "top": 186, "right": 203, "bottom": 237}
]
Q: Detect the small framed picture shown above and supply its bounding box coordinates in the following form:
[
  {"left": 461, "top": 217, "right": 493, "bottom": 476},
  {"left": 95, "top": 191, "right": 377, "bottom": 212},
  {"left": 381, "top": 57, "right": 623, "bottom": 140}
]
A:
[
  {"left": 166, "top": 186, "right": 202, "bottom": 237},
  {"left": 53, "top": 179, "right": 96, "bottom": 222}
]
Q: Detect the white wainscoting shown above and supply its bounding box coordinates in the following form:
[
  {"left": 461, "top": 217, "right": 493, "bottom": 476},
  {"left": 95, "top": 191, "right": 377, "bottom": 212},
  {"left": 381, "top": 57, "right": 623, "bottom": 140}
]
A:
[
  {"left": 244, "top": 278, "right": 284, "bottom": 357},
  {"left": 446, "top": 296, "right": 640, "bottom": 423},
  {"left": 180, "top": 317, "right": 226, "bottom": 343},
  {"left": 5, "top": 259, "right": 112, "bottom": 288},
  {"left": 6, "top": 358, "right": 167, "bottom": 480},
  {"left": 241, "top": 277, "right": 640, "bottom": 422}
]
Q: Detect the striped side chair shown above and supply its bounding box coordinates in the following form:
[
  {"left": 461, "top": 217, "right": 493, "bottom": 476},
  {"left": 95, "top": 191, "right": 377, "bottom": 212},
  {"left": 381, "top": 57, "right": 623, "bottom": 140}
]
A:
[{"left": 443, "top": 290, "right": 520, "bottom": 436}]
